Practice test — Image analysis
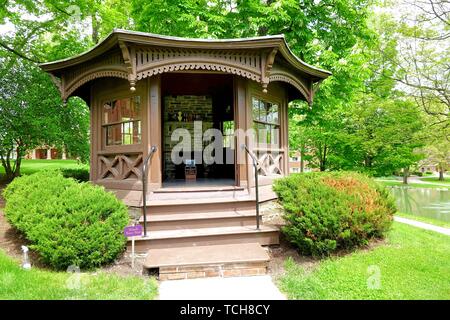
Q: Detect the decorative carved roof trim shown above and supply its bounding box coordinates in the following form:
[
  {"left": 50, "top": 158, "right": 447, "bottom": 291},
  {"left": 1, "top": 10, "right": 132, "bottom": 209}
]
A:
[
  {"left": 64, "top": 69, "right": 129, "bottom": 100},
  {"left": 261, "top": 48, "right": 278, "bottom": 93},
  {"left": 40, "top": 30, "right": 331, "bottom": 102},
  {"left": 133, "top": 47, "right": 262, "bottom": 82},
  {"left": 118, "top": 41, "right": 137, "bottom": 91},
  {"left": 40, "top": 29, "right": 331, "bottom": 79},
  {"left": 269, "top": 71, "right": 311, "bottom": 103},
  {"left": 49, "top": 74, "right": 63, "bottom": 97},
  {"left": 137, "top": 61, "right": 261, "bottom": 82}
]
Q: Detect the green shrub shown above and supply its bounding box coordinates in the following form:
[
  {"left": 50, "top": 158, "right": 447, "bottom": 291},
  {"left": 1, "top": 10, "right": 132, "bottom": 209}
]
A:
[
  {"left": 273, "top": 172, "right": 396, "bottom": 256},
  {"left": 61, "top": 167, "right": 90, "bottom": 182},
  {"left": 3, "top": 170, "right": 129, "bottom": 270}
]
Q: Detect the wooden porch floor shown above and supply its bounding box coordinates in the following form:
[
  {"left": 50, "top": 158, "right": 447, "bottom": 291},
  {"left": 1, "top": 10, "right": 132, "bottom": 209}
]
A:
[
  {"left": 159, "top": 178, "right": 240, "bottom": 192},
  {"left": 115, "top": 184, "right": 277, "bottom": 208}
]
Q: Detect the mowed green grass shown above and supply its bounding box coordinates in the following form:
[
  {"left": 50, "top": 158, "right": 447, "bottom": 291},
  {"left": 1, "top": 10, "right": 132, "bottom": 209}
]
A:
[
  {"left": 421, "top": 177, "right": 450, "bottom": 184},
  {"left": 279, "top": 222, "right": 450, "bottom": 300},
  {"left": 0, "top": 250, "right": 158, "bottom": 300},
  {"left": 376, "top": 180, "right": 448, "bottom": 189},
  {"left": 396, "top": 212, "right": 450, "bottom": 229},
  {"left": 0, "top": 160, "right": 88, "bottom": 178}
]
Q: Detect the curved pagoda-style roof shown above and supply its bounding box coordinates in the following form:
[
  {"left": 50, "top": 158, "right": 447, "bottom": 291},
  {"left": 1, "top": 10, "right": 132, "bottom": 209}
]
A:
[{"left": 40, "top": 29, "right": 331, "bottom": 103}]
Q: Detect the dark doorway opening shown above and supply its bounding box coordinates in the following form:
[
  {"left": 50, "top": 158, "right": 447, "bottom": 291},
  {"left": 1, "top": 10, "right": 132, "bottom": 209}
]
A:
[{"left": 161, "top": 73, "right": 235, "bottom": 186}]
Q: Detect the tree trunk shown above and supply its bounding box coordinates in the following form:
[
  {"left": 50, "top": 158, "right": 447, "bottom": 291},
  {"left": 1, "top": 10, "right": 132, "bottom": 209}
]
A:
[
  {"left": 0, "top": 156, "right": 10, "bottom": 181},
  {"left": 403, "top": 166, "right": 409, "bottom": 184},
  {"left": 320, "top": 145, "right": 327, "bottom": 172},
  {"left": 1, "top": 150, "right": 15, "bottom": 181},
  {"left": 439, "top": 169, "right": 444, "bottom": 181},
  {"left": 92, "top": 14, "right": 99, "bottom": 44},
  {"left": 300, "top": 147, "right": 304, "bottom": 173},
  {"left": 14, "top": 156, "right": 22, "bottom": 178}
]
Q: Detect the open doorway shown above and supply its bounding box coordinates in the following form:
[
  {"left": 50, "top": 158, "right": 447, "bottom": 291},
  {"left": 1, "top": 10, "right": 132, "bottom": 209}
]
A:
[{"left": 161, "top": 73, "right": 236, "bottom": 188}]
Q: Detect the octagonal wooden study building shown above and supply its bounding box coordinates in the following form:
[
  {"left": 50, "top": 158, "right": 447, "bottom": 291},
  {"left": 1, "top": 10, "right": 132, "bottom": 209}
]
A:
[{"left": 41, "top": 30, "right": 330, "bottom": 272}]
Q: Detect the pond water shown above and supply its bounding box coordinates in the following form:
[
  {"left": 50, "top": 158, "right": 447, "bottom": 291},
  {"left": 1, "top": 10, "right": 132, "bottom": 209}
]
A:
[{"left": 389, "top": 187, "right": 450, "bottom": 223}]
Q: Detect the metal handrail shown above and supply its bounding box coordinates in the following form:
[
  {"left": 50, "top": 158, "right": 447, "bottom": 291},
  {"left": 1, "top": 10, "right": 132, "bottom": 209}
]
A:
[
  {"left": 142, "top": 145, "right": 157, "bottom": 237},
  {"left": 241, "top": 144, "right": 260, "bottom": 230}
]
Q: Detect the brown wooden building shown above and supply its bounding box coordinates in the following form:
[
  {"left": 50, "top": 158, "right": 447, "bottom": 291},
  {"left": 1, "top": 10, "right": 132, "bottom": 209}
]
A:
[{"left": 41, "top": 30, "right": 330, "bottom": 278}]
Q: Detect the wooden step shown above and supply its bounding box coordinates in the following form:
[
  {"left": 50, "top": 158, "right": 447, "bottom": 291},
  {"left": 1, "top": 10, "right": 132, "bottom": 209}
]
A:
[
  {"left": 129, "top": 225, "right": 279, "bottom": 252},
  {"left": 139, "top": 210, "right": 261, "bottom": 231},
  {"left": 115, "top": 185, "right": 276, "bottom": 208},
  {"left": 144, "top": 243, "right": 270, "bottom": 280},
  {"left": 147, "top": 188, "right": 251, "bottom": 202},
  {"left": 154, "top": 186, "right": 245, "bottom": 193},
  {"left": 143, "top": 198, "right": 256, "bottom": 214}
]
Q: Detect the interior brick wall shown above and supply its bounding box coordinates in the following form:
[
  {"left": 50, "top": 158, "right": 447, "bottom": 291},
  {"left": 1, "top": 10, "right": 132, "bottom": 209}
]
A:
[{"left": 163, "top": 95, "right": 213, "bottom": 180}]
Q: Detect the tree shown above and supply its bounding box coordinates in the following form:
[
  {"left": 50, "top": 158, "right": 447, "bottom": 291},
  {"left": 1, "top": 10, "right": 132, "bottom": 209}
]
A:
[
  {"left": 0, "top": 0, "right": 101, "bottom": 180},
  {"left": 0, "top": 61, "right": 62, "bottom": 180},
  {"left": 2, "top": 0, "right": 434, "bottom": 181},
  {"left": 58, "top": 97, "right": 90, "bottom": 164},
  {"left": 393, "top": 0, "right": 449, "bottom": 139},
  {"left": 423, "top": 142, "right": 449, "bottom": 180},
  {"left": 353, "top": 95, "right": 425, "bottom": 180},
  {"left": 0, "top": 59, "right": 89, "bottom": 181}
]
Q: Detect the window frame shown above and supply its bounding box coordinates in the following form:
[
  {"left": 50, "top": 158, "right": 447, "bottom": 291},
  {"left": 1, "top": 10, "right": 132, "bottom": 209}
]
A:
[
  {"left": 101, "top": 95, "right": 143, "bottom": 148},
  {"left": 251, "top": 96, "right": 281, "bottom": 149}
]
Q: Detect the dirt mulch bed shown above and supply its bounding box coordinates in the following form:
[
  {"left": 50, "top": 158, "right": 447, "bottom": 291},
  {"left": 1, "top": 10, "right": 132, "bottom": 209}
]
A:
[
  {"left": 266, "top": 236, "right": 319, "bottom": 280},
  {"left": 260, "top": 199, "right": 320, "bottom": 279},
  {"left": 0, "top": 182, "right": 47, "bottom": 267}
]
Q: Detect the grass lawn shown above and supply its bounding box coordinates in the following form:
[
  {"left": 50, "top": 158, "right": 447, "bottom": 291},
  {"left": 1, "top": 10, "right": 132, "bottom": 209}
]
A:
[
  {"left": 279, "top": 222, "right": 450, "bottom": 300},
  {"left": 396, "top": 212, "right": 450, "bottom": 229},
  {"left": 376, "top": 180, "right": 448, "bottom": 189},
  {"left": 0, "top": 250, "right": 158, "bottom": 300},
  {"left": 0, "top": 160, "right": 88, "bottom": 178},
  {"left": 421, "top": 177, "right": 450, "bottom": 184},
  {"left": 377, "top": 176, "right": 401, "bottom": 180}
]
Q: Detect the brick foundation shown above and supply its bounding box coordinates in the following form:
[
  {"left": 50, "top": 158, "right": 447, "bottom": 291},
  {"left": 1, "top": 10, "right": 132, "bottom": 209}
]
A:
[{"left": 158, "top": 261, "right": 268, "bottom": 281}]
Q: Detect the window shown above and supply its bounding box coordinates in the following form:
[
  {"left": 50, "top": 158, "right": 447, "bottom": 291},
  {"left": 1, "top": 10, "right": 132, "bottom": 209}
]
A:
[
  {"left": 222, "top": 121, "right": 235, "bottom": 148},
  {"left": 103, "top": 96, "right": 142, "bottom": 146},
  {"left": 252, "top": 97, "right": 280, "bottom": 147},
  {"left": 290, "top": 157, "right": 299, "bottom": 162},
  {"left": 291, "top": 167, "right": 299, "bottom": 173}
]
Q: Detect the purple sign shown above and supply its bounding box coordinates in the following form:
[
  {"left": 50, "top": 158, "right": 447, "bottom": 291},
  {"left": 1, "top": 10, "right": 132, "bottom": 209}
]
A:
[{"left": 124, "top": 225, "right": 143, "bottom": 237}]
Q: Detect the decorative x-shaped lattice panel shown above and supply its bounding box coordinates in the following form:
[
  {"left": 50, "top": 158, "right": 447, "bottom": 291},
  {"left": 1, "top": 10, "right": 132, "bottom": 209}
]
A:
[
  {"left": 256, "top": 152, "right": 283, "bottom": 176},
  {"left": 99, "top": 154, "right": 143, "bottom": 180}
]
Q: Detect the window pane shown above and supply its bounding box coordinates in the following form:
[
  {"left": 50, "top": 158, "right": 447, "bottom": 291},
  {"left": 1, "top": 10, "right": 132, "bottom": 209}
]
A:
[
  {"left": 252, "top": 122, "right": 260, "bottom": 144},
  {"left": 252, "top": 122, "right": 266, "bottom": 144},
  {"left": 271, "top": 125, "right": 280, "bottom": 146},
  {"left": 103, "top": 96, "right": 141, "bottom": 124},
  {"left": 252, "top": 96, "right": 280, "bottom": 147},
  {"left": 252, "top": 97, "right": 260, "bottom": 122},
  {"left": 267, "top": 103, "right": 279, "bottom": 124},
  {"left": 105, "top": 120, "right": 141, "bottom": 146},
  {"left": 133, "top": 120, "right": 141, "bottom": 144},
  {"left": 106, "top": 124, "right": 122, "bottom": 146},
  {"left": 259, "top": 100, "right": 267, "bottom": 122},
  {"left": 223, "top": 121, "right": 234, "bottom": 148}
]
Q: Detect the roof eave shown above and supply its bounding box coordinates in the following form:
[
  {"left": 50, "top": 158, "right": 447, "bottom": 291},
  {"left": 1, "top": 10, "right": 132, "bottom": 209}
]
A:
[{"left": 39, "top": 29, "right": 331, "bottom": 81}]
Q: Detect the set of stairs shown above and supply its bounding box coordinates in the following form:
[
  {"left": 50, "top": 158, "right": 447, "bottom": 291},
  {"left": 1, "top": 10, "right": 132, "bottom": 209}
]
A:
[{"left": 125, "top": 187, "right": 279, "bottom": 279}]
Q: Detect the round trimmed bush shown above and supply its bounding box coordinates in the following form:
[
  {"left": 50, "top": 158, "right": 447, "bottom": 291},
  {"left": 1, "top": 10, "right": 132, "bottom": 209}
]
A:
[
  {"left": 273, "top": 172, "right": 396, "bottom": 256},
  {"left": 61, "top": 167, "right": 90, "bottom": 182},
  {"left": 3, "top": 170, "right": 129, "bottom": 270}
]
